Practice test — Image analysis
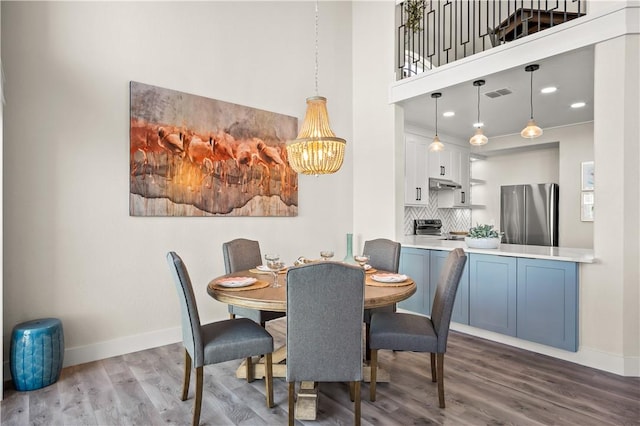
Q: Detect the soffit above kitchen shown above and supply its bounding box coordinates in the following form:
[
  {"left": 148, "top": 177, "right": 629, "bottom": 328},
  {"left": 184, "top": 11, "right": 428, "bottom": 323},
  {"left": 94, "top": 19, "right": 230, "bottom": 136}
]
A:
[{"left": 399, "top": 46, "right": 594, "bottom": 140}]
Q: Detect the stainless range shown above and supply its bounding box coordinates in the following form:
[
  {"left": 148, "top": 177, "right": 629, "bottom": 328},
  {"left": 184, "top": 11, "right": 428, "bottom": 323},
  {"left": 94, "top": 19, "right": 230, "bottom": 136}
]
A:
[{"left": 414, "top": 219, "right": 443, "bottom": 237}]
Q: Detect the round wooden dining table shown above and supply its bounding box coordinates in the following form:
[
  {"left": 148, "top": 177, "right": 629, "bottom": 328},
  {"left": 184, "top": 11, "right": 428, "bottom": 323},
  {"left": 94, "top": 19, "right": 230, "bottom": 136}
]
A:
[
  {"left": 207, "top": 267, "right": 416, "bottom": 312},
  {"left": 207, "top": 265, "right": 415, "bottom": 421}
]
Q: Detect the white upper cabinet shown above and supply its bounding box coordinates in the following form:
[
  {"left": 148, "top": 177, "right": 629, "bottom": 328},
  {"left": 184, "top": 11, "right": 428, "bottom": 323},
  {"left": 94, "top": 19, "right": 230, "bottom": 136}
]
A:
[
  {"left": 428, "top": 149, "right": 454, "bottom": 180},
  {"left": 404, "top": 133, "right": 429, "bottom": 206},
  {"left": 438, "top": 145, "right": 471, "bottom": 208}
]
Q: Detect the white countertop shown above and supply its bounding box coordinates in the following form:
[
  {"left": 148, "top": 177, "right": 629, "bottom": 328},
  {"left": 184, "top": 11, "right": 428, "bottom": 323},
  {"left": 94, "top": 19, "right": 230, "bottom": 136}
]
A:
[{"left": 403, "top": 236, "right": 595, "bottom": 263}]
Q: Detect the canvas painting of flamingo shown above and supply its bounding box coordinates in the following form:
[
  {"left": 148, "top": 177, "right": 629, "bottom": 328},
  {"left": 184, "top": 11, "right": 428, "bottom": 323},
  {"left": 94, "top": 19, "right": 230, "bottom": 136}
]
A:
[{"left": 129, "top": 81, "right": 298, "bottom": 216}]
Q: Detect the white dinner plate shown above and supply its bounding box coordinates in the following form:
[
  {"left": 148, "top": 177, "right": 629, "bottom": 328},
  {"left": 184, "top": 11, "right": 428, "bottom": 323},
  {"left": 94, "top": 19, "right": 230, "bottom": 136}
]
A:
[
  {"left": 216, "top": 277, "right": 257, "bottom": 288},
  {"left": 255, "top": 265, "right": 288, "bottom": 274},
  {"left": 371, "top": 273, "right": 408, "bottom": 283}
]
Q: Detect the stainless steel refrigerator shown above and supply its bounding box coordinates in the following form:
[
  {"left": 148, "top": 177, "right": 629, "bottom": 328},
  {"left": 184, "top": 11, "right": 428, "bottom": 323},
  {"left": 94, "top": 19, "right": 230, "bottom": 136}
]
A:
[{"left": 500, "top": 183, "right": 559, "bottom": 246}]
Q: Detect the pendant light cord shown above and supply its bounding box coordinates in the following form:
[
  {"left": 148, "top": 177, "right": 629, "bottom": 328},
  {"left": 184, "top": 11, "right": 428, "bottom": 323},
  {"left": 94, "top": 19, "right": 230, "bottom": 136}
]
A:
[
  {"left": 435, "top": 96, "right": 438, "bottom": 136},
  {"left": 529, "top": 70, "right": 534, "bottom": 120},
  {"left": 315, "top": 0, "right": 319, "bottom": 96},
  {"left": 477, "top": 84, "right": 481, "bottom": 124}
]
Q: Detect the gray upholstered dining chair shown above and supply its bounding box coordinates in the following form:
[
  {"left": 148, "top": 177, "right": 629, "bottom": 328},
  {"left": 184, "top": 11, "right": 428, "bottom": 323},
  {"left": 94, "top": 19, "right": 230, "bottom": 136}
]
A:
[
  {"left": 369, "top": 248, "right": 467, "bottom": 409},
  {"left": 362, "top": 238, "right": 401, "bottom": 357},
  {"left": 167, "top": 252, "right": 274, "bottom": 426},
  {"left": 286, "top": 262, "right": 365, "bottom": 426},
  {"left": 223, "top": 238, "right": 286, "bottom": 327}
]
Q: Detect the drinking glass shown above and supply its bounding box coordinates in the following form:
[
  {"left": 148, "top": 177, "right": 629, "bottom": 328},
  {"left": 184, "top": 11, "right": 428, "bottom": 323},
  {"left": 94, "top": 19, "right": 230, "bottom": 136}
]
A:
[
  {"left": 320, "top": 250, "right": 334, "bottom": 261},
  {"left": 354, "top": 254, "right": 370, "bottom": 269},
  {"left": 264, "top": 254, "right": 285, "bottom": 288}
]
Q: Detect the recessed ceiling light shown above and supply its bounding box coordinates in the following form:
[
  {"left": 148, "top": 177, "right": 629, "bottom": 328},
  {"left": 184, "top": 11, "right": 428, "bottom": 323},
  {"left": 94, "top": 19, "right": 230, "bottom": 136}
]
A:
[
  {"left": 443, "top": 111, "right": 455, "bottom": 117},
  {"left": 571, "top": 102, "right": 586, "bottom": 108},
  {"left": 541, "top": 86, "right": 557, "bottom": 94},
  {"left": 473, "top": 122, "right": 484, "bottom": 128}
]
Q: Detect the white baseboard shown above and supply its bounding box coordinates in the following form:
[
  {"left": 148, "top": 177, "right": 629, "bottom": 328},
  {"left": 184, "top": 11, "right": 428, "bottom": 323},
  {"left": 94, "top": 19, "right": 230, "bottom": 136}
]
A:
[
  {"left": 4, "top": 326, "right": 182, "bottom": 383},
  {"left": 624, "top": 355, "right": 640, "bottom": 377},
  {"left": 450, "top": 323, "right": 639, "bottom": 377}
]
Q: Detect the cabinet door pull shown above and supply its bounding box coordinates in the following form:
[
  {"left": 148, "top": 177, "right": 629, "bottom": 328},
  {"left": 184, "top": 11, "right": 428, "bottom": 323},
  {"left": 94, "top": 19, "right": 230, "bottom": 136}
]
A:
[
  {"left": 461, "top": 191, "right": 466, "bottom": 204},
  {"left": 440, "top": 166, "right": 444, "bottom": 176},
  {"left": 416, "top": 187, "right": 420, "bottom": 201}
]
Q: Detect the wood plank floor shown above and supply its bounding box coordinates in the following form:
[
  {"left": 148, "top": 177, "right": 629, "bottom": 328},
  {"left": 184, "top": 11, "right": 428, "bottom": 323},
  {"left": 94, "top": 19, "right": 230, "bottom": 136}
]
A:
[{"left": 2, "top": 318, "right": 639, "bottom": 425}]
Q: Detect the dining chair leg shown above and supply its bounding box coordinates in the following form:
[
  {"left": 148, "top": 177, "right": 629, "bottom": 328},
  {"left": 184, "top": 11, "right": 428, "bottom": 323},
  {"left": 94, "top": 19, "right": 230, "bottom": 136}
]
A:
[
  {"left": 288, "top": 381, "right": 295, "bottom": 426},
  {"left": 349, "top": 382, "right": 355, "bottom": 402},
  {"left": 354, "top": 381, "right": 361, "bottom": 426},
  {"left": 265, "top": 353, "right": 274, "bottom": 408},
  {"left": 365, "top": 322, "right": 371, "bottom": 361},
  {"left": 193, "top": 366, "right": 203, "bottom": 426},
  {"left": 430, "top": 352, "right": 437, "bottom": 382},
  {"left": 246, "top": 357, "right": 253, "bottom": 382},
  {"left": 181, "top": 349, "right": 192, "bottom": 401},
  {"left": 369, "top": 349, "right": 378, "bottom": 402},
  {"left": 437, "top": 353, "right": 445, "bottom": 408}
]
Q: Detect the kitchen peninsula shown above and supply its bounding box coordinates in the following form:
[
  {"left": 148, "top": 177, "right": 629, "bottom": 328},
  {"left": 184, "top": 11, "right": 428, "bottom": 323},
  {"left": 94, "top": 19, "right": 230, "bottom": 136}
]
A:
[
  {"left": 399, "top": 237, "right": 595, "bottom": 352},
  {"left": 403, "top": 236, "right": 595, "bottom": 263}
]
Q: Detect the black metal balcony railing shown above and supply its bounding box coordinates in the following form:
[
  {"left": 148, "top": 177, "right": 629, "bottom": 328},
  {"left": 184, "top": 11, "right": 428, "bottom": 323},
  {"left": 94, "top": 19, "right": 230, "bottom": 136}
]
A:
[{"left": 397, "top": 0, "right": 586, "bottom": 80}]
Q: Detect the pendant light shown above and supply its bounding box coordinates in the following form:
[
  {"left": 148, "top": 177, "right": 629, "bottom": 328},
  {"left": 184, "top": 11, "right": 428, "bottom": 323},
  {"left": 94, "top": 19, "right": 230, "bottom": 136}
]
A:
[
  {"left": 286, "top": 1, "right": 346, "bottom": 175},
  {"left": 469, "top": 79, "right": 488, "bottom": 146},
  {"left": 428, "top": 92, "right": 445, "bottom": 152},
  {"left": 521, "top": 64, "right": 543, "bottom": 139}
]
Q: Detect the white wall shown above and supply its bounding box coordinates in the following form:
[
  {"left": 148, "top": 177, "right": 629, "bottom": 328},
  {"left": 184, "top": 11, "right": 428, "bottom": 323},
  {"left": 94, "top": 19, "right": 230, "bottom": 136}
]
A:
[
  {"left": 471, "top": 122, "right": 594, "bottom": 248},
  {"left": 583, "top": 33, "right": 639, "bottom": 375},
  {"left": 352, "top": 2, "right": 397, "bottom": 252},
  {"left": 2, "top": 1, "right": 354, "bottom": 367}
]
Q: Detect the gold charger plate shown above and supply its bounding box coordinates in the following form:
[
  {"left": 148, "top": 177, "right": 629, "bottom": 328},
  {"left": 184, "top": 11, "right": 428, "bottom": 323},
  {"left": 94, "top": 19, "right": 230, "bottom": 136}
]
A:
[
  {"left": 211, "top": 280, "right": 270, "bottom": 292},
  {"left": 365, "top": 268, "right": 378, "bottom": 274}
]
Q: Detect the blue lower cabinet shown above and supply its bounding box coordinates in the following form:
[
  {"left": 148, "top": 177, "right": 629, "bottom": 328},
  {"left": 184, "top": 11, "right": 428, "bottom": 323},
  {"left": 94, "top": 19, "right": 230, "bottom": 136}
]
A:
[
  {"left": 400, "top": 246, "right": 579, "bottom": 352},
  {"left": 469, "top": 254, "right": 517, "bottom": 336},
  {"left": 430, "top": 250, "right": 469, "bottom": 324},
  {"left": 398, "top": 247, "right": 430, "bottom": 315},
  {"left": 517, "top": 258, "right": 578, "bottom": 351}
]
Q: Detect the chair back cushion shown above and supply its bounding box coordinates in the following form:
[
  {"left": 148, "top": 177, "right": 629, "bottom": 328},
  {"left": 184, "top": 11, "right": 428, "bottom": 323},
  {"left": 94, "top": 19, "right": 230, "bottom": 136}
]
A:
[
  {"left": 166, "top": 252, "right": 203, "bottom": 366},
  {"left": 431, "top": 248, "right": 467, "bottom": 352},
  {"left": 223, "top": 239, "right": 262, "bottom": 273},
  {"left": 286, "top": 262, "right": 365, "bottom": 382},
  {"left": 363, "top": 239, "right": 401, "bottom": 273}
]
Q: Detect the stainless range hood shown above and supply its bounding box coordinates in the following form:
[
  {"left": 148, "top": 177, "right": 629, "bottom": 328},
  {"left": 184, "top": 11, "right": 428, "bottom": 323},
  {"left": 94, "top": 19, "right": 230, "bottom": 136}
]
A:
[{"left": 429, "top": 178, "right": 462, "bottom": 190}]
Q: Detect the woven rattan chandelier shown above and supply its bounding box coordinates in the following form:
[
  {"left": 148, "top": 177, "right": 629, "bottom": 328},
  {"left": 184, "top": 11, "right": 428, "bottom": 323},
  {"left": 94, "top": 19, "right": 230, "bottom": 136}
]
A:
[{"left": 286, "top": 1, "right": 346, "bottom": 175}]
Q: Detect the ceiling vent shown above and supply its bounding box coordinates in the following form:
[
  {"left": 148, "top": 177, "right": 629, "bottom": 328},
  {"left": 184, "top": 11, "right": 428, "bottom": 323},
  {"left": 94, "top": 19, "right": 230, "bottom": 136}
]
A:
[{"left": 484, "top": 88, "right": 513, "bottom": 98}]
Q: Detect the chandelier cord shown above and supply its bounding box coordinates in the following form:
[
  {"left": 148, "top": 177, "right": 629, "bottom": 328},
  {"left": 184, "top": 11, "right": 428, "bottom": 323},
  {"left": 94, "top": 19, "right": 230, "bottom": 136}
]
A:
[{"left": 315, "top": 0, "right": 319, "bottom": 96}]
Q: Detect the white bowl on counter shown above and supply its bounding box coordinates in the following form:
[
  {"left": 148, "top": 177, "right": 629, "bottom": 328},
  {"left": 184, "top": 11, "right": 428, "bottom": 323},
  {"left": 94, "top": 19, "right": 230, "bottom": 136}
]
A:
[{"left": 465, "top": 237, "right": 501, "bottom": 249}]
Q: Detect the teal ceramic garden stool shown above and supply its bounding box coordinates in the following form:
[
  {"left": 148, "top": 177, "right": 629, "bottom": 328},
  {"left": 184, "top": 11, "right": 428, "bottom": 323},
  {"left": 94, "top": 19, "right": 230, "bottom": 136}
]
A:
[{"left": 10, "top": 318, "right": 64, "bottom": 391}]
